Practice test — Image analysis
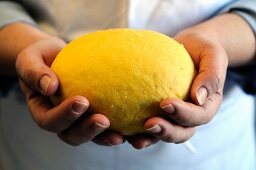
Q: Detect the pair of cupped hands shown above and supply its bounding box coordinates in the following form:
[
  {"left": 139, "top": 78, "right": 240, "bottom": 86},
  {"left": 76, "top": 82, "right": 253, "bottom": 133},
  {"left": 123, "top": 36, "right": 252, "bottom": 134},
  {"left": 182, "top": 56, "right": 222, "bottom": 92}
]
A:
[{"left": 16, "top": 26, "right": 227, "bottom": 149}]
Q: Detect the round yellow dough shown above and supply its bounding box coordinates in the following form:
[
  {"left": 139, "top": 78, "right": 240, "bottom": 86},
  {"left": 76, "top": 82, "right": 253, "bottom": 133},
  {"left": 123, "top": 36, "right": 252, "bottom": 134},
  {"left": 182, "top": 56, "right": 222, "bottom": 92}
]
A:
[{"left": 50, "top": 29, "right": 196, "bottom": 135}]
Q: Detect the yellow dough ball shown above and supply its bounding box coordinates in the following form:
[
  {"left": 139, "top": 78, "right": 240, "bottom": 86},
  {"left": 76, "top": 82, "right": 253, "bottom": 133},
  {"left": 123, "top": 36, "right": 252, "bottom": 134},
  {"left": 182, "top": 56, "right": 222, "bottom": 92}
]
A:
[{"left": 50, "top": 29, "right": 196, "bottom": 135}]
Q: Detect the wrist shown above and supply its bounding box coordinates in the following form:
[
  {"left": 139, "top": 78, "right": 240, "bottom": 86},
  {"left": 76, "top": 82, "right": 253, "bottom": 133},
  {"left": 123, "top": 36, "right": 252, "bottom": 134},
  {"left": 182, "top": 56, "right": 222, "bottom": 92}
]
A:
[
  {"left": 196, "top": 13, "right": 255, "bottom": 67},
  {"left": 0, "top": 22, "right": 61, "bottom": 75}
]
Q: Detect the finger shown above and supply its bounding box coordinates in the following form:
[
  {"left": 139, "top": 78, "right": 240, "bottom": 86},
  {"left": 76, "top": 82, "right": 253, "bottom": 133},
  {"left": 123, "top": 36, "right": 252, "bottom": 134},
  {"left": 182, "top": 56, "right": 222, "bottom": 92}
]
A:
[
  {"left": 144, "top": 117, "right": 196, "bottom": 143},
  {"left": 127, "top": 134, "right": 159, "bottom": 149},
  {"left": 92, "top": 131, "right": 125, "bottom": 146},
  {"left": 16, "top": 39, "right": 65, "bottom": 96},
  {"left": 190, "top": 47, "right": 227, "bottom": 105},
  {"left": 160, "top": 95, "right": 222, "bottom": 126},
  {"left": 26, "top": 90, "right": 89, "bottom": 132},
  {"left": 191, "top": 69, "right": 224, "bottom": 106},
  {"left": 57, "top": 113, "right": 110, "bottom": 146}
]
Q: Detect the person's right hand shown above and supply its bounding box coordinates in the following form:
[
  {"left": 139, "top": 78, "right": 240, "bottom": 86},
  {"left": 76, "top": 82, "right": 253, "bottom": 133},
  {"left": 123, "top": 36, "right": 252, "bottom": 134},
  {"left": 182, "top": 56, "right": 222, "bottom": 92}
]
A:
[{"left": 16, "top": 37, "right": 125, "bottom": 146}]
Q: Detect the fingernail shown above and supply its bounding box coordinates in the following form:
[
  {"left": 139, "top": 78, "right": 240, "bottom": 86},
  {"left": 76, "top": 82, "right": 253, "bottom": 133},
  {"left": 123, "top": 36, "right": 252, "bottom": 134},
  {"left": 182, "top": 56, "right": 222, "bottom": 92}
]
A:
[
  {"left": 196, "top": 87, "right": 208, "bottom": 105},
  {"left": 93, "top": 122, "right": 109, "bottom": 132},
  {"left": 94, "top": 122, "right": 109, "bottom": 129},
  {"left": 146, "top": 125, "right": 162, "bottom": 134},
  {"left": 161, "top": 104, "right": 175, "bottom": 114},
  {"left": 40, "top": 75, "right": 51, "bottom": 93},
  {"left": 72, "top": 101, "right": 89, "bottom": 114}
]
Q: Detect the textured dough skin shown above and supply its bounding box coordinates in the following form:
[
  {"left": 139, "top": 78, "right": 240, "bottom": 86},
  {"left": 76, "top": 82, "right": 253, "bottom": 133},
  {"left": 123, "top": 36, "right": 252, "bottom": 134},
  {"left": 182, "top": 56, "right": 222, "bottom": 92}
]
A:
[{"left": 50, "top": 29, "right": 196, "bottom": 135}]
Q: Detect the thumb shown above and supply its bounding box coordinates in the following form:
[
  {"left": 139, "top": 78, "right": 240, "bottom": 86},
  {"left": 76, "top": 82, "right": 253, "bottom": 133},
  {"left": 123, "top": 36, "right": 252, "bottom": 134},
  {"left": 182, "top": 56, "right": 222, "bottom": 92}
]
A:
[
  {"left": 16, "top": 39, "right": 65, "bottom": 96},
  {"left": 190, "top": 50, "right": 228, "bottom": 106},
  {"left": 191, "top": 70, "right": 222, "bottom": 105}
]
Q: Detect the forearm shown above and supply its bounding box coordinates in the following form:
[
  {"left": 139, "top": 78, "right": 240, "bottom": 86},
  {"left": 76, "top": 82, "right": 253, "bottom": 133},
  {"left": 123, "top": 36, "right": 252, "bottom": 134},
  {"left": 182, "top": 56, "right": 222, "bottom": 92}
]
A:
[
  {"left": 0, "top": 23, "right": 52, "bottom": 75},
  {"left": 186, "top": 13, "right": 256, "bottom": 67}
]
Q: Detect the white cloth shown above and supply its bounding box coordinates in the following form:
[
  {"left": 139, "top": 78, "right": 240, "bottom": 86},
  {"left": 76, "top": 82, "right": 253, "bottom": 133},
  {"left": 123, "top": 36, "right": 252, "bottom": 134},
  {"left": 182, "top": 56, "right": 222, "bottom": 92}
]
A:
[{"left": 128, "top": 0, "right": 233, "bottom": 35}]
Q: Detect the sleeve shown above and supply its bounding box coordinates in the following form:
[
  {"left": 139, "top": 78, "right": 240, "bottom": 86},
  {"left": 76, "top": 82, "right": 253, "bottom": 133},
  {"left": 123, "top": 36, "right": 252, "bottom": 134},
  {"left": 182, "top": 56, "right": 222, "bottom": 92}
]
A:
[
  {"left": 0, "top": 1, "right": 36, "bottom": 28},
  {"left": 0, "top": 1, "right": 35, "bottom": 96},
  {"left": 221, "top": 0, "right": 256, "bottom": 95}
]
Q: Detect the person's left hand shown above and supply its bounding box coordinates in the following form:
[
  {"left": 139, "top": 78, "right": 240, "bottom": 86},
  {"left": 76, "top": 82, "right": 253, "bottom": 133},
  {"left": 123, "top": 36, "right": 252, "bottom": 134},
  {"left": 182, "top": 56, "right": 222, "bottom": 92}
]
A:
[{"left": 127, "top": 26, "right": 228, "bottom": 149}]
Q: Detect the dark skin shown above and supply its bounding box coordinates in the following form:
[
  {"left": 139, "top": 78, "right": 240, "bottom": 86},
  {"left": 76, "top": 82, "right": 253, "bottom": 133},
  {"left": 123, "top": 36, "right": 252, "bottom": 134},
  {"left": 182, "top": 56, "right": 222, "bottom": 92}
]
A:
[{"left": 1, "top": 13, "right": 255, "bottom": 148}]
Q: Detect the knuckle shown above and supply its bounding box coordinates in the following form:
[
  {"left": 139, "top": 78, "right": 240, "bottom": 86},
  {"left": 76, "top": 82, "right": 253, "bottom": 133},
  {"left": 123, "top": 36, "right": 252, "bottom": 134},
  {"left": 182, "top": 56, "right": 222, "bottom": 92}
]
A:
[
  {"left": 15, "top": 51, "right": 25, "bottom": 72},
  {"left": 23, "top": 70, "right": 35, "bottom": 84},
  {"left": 65, "top": 138, "right": 81, "bottom": 146},
  {"left": 174, "top": 138, "right": 188, "bottom": 144},
  {"left": 188, "top": 120, "right": 199, "bottom": 127},
  {"left": 159, "top": 126, "right": 196, "bottom": 144},
  {"left": 58, "top": 134, "right": 81, "bottom": 146},
  {"left": 62, "top": 115, "right": 77, "bottom": 126},
  {"left": 159, "top": 128, "right": 175, "bottom": 143},
  {"left": 172, "top": 111, "right": 196, "bottom": 127},
  {"left": 202, "top": 109, "right": 215, "bottom": 124},
  {"left": 207, "top": 71, "right": 222, "bottom": 93},
  {"left": 37, "top": 118, "right": 59, "bottom": 132},
  {"left": 36, "top": 119, "right": 47, "bottom": 130},
  {"left": 16, "top": 49, "right": 46, "bottom": 88},
  {"left": 80, "top": 136, "right": 91, "bottom": 143},
  {"left": 175, "top": 129, "right": 196, "bottom": 144},
  {"left": 16, "top": 49, "right": 31, "bottom": 75},
  {"left": 174, "top": 116, "right": 192, "bottom": 126},
  {"left": 201, "top": 95, "right": 222, "bottom": 125},
  {"left": 174, "top": 136, "right": 190, "bottom": 144}
]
